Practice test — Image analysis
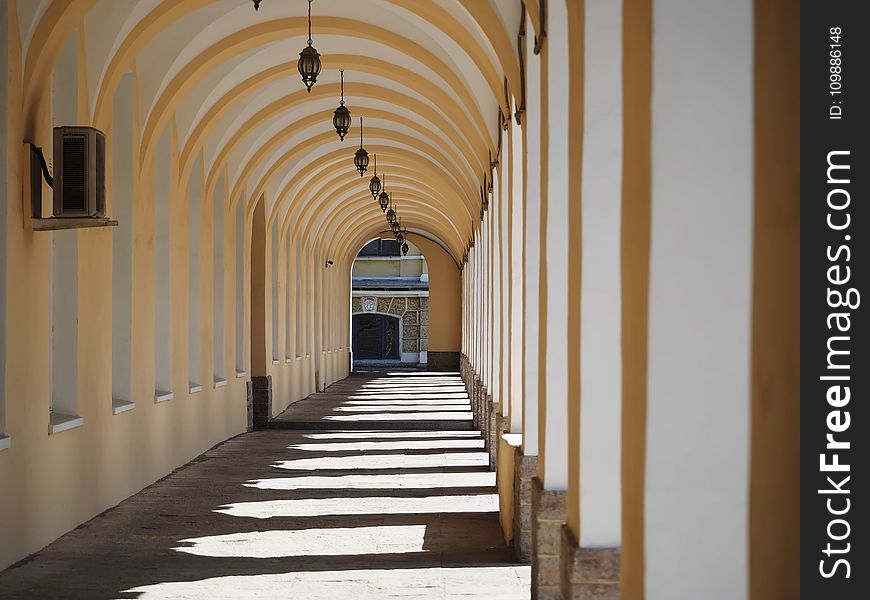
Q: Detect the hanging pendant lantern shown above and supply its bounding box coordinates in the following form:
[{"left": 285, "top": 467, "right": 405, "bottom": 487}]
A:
[
  {"left": 298, "top": 0, "right": 321, "bottom": 92},
  {"left": 369, "top": 154, "right": 381, "bottom": 198},
  {"left": 396, "top": 230, "right": 405, "bottom": 246},
  {"left": 401, "top": 241, "right": 409, "bottom": 256},
  {"left": 353, "top": 117, "right": 369, "bottom": 177},
  {"left": 378, "top": 175, "right": 389, "bottom": 211},
  {"left": 386, "top": 198, "right": 396, "bottom": 224},
  {"left": 390, "top": 219, "right": 400, "bottom": 235},
  {"left": 252, "top": 0, "right": 262, "bottom": 9},
  {"left": 332, "top": 69, "right": 351, "bottom": 140}
]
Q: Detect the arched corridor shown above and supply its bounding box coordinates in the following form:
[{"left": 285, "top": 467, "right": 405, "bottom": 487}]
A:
[{"left": 0, "top": 1, "right": 798, "bottom": 599}]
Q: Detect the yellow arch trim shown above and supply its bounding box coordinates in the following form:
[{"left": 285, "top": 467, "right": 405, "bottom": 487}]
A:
[
  {"left": 457, "top": 0, "right": 522, "bottom": 102},
  {"left": 242, "top": 134, "right": 476, "bottom": 227},
  {"left": 138, "top": 17, "right": 493, "bottom": 172},
  {"left": 278, "top": 163, "right": 467, "bottom": 246},
  {"left": 92, "top": 0, "right": 507, "bottom": 130},
  {"left": 191, "top": 81, "right": 483, "bottom": 199},
  {"left": 265, "top": 144, "right": 475, "bottom": 243}
]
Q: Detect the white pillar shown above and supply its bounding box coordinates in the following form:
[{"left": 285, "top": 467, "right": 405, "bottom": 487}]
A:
[
  {"left": 500, "top": 149, "right": 511, "bottom": 418},
  {"left": 541, "top": 0, "right": 570, "bottom": 490},
  {"left": 523, "top": 12, "right": 542, "bottom": 457},
  {"left": 577, "top": 0, "right": 623, "bottom": 547},
  {"left": 644, "top": 0, "right": 753, "bottom": 597},
  {"left": 509, "top": 114, "right": 524, "bottom": 433}
]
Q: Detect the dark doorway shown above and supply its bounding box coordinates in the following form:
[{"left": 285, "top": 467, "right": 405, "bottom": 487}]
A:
[{"left": 353, "top": 314, "right": 400, "bottom": 360}]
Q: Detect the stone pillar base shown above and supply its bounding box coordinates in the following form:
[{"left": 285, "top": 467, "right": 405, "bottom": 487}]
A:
[
  {"left": 251, "top": 375, "right": 272, "bottom": 430},
  {"left": 514, "top": 451, "right": 537, "bottom": 562},
  {"left": 560, "top": 528, "right": 620, "bottom": 599},
  {"left": 473, "top": 377, "right": 484, "bottom": 430},
  {"left": 488, "top": 410, "right": 504, "bottom": 469},
  {"left": 245, "top": 380, "right": 254, "bottom": 432},
  {"left": 531, "top": 477, "right": 567, "bottom": 600}
]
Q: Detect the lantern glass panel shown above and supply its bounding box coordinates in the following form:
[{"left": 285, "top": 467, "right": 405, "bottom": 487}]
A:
[
  {"left": 298, "top": 45, "right": 321, "bottom": 92},
  {"left": 354, "top": 147, "right": 369, "bottom": 176}
]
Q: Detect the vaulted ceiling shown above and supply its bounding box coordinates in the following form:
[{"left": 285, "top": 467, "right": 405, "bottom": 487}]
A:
[{"left": 20, "top": 0, "right": 533, "bottom": 262}]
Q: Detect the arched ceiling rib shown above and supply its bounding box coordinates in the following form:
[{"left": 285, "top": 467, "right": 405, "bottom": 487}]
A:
[{"left": 26, "top": 0, "right": 520, "bottom": 259}]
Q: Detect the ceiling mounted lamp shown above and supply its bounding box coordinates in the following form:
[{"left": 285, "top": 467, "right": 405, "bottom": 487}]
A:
[
  {"left": 332, "top": 69, "right": 351, "bottom": 140},
  {"left": 369, "top": 154, "right": 381, "bottom": 198},
  {"left": 297, "top": 0, "right": 321, "bottom": 93},
  {"left": 353, "top": 117, "right": 369, "bottom": 177}
]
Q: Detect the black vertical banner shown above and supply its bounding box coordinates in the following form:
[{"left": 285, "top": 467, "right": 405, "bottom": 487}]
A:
[{"left": 802, "top": 2, "right": 869, "bottom": 598}]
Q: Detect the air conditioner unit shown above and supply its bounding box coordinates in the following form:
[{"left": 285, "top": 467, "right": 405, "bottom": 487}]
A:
[{"left": 52, "top": 126, "right": 106, "bottom": 218}]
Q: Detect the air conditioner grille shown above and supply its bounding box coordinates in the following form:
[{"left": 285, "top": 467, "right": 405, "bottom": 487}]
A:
[{"left": 62, "top": 134, "right": 87, "bottom": 212}]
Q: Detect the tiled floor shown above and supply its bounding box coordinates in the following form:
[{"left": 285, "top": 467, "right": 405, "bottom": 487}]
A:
[{"left": 0, "top": 372, "right": 530, "bottom": 599}]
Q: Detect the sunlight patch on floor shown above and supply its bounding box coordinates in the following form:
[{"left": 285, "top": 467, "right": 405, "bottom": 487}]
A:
[
  {"left": 173, "top": 525, "right": 428, "bottom": 558},
  {"left": 126, "top": 565, "right": 531, "bottom": 600},
  {"left": 334, "top": 405, "right": 471, "bottom": 413},
  {"left": 246, "top": 471, "right": 496, "bottom": 490},
  {"left": 215, "top": 494, "right": 499, "bottom": 518},
  {"left": 344, "top": 399, "right": 470, "bottom": 406},
  {"left": 348, "top": 392, "right": 470, "bottom": 400},
  {"left": 272, "top": 452, "right": 489, "bottom": 471},
  {"left": 301, "top": 431, "right": 482, "bottom": 440},
  {"left": 325, "top": 412, "right": 472, "bottom": 421},
  {"left": 287, "top": 438, "right": 484, "bottom": 452}
]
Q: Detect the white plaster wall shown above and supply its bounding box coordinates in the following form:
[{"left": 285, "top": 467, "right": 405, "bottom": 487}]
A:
[
  {"left": 154, "top": 129, "right": 173, "bottom": 394},
  {"left": 50, "top": 33, "right": 79, "bottom": 418},
  {"left": 578, "top": 0, "right": 623, "bottom": 548},
  {"left": 112, "top": 73, "right": 134, "bottom": 404},
  {"left": 522, "top": 13, "right": 541, "bottom": 456},
  {"left": 644, "top": 0, "right": 753, "bottom": 597},
  {"left": 542, "top": 0, "right": 570, "bottom": 490}
]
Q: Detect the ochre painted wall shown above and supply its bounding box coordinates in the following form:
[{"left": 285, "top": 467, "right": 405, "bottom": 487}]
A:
[
  {"left": 0, "top": 12, "right": 250, "bottom": 571},
  {"left": 410, "top": 235, "right": 461, "bottom": 353}
]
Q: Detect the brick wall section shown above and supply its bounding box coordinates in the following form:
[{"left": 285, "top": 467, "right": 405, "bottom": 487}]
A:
[
  {"left": 560, "top": 527, "right": 620, "bottom": 599},
  {"left": 532, "top": 477, "right": 567, "bottom": 600},
  {"left": 514, "top": 452, "right": 538, "bottom": 562}
]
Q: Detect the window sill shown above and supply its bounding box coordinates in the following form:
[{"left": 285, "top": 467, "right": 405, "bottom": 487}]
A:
[
  {"left": 49, "top": 412, "right": 84, "bottom": 435},
  {"left": 271, "top": 359, "right": 280, "bottom": 365},
  {"left": 285, "top": 357, "right": 293, "bottom": 364},
  {"left": 112, "top": 398, "right": 136, "bottom": 415},
  {"left": 213, "top": 376, "right": 228, "bottom": 389},
  {"left": 189, "top": 382, "right": 204, "bottom": 394},
  {"left": 235, "top": 370, "right": 248, "bottom": 378},
  {"left": 295, "top": 356, "right": 303, "bottom": 362},
  {"left": 155, "top": 389, "right": 174, "bottom": 403},
  {"left": 0, "top": 435, "right": 10, "bottom": 451}
]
